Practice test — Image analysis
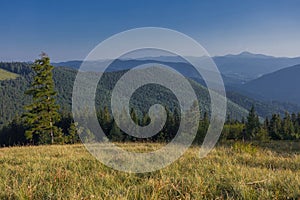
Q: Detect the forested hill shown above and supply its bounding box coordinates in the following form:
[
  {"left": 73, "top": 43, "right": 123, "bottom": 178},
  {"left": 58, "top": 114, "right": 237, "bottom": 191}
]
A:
[
  {"left": 0, "top": 63, "right": 33, "bottom": 126},
  {"left": 241, "top": 64, "right": 300, "bottom": 105},
  {"left": 1, "top": 62, "right": 299, "bottom": 128}
]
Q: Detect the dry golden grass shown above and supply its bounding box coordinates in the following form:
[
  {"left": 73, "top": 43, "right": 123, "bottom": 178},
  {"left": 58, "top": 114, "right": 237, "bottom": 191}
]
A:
[
  {"left": 0, "top": 69, "right": 18, "bottom": 81},
  {"left": 0, "top": 142, "right": 299, "bottom": 199}
]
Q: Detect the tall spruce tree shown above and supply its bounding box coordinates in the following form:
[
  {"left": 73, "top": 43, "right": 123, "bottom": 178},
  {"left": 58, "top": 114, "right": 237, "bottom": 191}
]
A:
[
  {"left": 281, "top": 112, "right": 295, "bottom": 140},
  {"left": 269, "top": 114, "right": 282, "bottom": 140},
  {"left": 23, "top": 53, "right": 61, "bottom": 144},
  {"left": 245, "top": 105, "right": 260, "bottom": 140}
]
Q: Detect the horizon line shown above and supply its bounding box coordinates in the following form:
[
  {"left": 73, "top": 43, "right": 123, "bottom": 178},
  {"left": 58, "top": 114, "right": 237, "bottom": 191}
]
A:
[{"left": 1, "top": 51, "right": 300, "bottom": 63}]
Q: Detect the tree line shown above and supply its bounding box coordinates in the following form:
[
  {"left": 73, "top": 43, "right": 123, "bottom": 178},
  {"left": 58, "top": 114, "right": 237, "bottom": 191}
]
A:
[{"left": 1, "top": 103, "right": 300, "bottom": 147}]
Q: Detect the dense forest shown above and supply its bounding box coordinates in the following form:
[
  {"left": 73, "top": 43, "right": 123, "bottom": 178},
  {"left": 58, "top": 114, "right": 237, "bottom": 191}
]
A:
[{"left": 0, "top": 61, "right": 300, "bottom": 146}]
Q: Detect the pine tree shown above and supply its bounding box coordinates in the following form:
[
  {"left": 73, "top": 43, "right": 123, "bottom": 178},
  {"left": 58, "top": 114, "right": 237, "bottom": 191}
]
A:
[
  {"left": 281, "top": 112, "right": 295, "bottom": 140},
  {"left": 203, "top": 111, "right": 209, "bottom": 131},
  {"left": 226, "top": 114, "right": 231, "bottom": 124},
  {"left": 110, "top": 120, "right": 123, "bottom": 141},
  {"left": 162, "top": 108, "right": 175, "bottom": 141},
  {"left": 67, "top": 122, "right": 79, "bottom": 144},
  {"left": 291, "top": 113, "right": 297, "bottom": 124},
  {"left": 264, "top": 117, "right": 270, "bottom": 130},
  {"left": 141, "top": 112, "right": 151, "bottom": 127},
  {"left": 196, "top": 111, "right": 209, "bottom": 143},
  {"left": 269, "top": 114, "right": 282, "bottom": 140},
  {"left": 23, "top": 54, "right": 61, "bottom": 144},
  {"left": 241, "top": 117, "right": 245, "bottom": 124},
  {"left": 100, "top": 106, "right": 112, "bottom": 134},
  {"left": 245, "top": 106, "right": 260, "bottom": 140},
  {"left": 293, "top": 113, "right": 300, "bottom": 139},
  {"left": 254, "top": 127, "right": 270, "bottom": 142},
  {"left": 130, "top": 107, "right": 138, "bottom": 125},
  {"left": 129, "top": 108, "right": 139, "bottom": 141}
]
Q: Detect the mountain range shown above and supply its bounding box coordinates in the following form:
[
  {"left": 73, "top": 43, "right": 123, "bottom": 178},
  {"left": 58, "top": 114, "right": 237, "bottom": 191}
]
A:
[
  {"left": 1, "top": 51, "right": 300, "bottom": 127},
  {"left": 53, "top": 51, "right": 300, "bottom": 83},
  {"left": 52, "top": 52, "right": 300, "bottom": 106}
]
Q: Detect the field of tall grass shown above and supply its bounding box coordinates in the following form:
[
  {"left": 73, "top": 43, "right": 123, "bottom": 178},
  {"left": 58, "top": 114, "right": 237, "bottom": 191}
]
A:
[{"left": 0, "top": 141, "right": 299, "bottom": 199}]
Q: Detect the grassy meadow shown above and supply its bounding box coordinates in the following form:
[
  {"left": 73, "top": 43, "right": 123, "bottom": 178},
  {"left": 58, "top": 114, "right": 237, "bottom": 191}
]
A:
[
  {"left": 0, "top": 69, "right": 18, "bottom": 81},
  {"left": 0, "top": 141, "right": 299, "bottom": 199}
]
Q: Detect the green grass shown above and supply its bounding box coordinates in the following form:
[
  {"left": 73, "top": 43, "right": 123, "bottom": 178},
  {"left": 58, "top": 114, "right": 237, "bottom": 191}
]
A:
[
  {"left": 0, "top": 69, "right": 19, "bottom": 80},
  {"left": 0, "top": 142, "right": 299, "bottom": 199}
]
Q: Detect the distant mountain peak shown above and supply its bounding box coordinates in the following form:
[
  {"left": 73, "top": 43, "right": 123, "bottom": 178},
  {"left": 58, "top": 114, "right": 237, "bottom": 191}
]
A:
[
  {"left": 239, "top": 51, "right": 254, "bottom": 56},
  {"left": 233, "top": 51, "right": 275, "bottom": 59},
  {"left": 219, "top": 51, "right": 275, "bottom": 59}
]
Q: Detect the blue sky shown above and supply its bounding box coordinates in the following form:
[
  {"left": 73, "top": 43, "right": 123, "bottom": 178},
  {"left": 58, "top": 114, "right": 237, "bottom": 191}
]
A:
[{"left": 1, "top": 0, "right": 300, "bottom": 61}]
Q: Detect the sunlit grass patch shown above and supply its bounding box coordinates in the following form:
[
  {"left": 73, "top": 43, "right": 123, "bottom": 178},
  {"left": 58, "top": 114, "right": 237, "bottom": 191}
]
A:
[
  {"left": 0, "top": 142, "right": 299, "bottom": 199},
  {"left": 0, "top": 69, "right": 18, "bottom": 80}
]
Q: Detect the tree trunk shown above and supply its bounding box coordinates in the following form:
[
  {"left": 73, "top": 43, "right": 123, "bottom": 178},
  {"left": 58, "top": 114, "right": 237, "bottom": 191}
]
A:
[
  {"left": 50, "top": 121, "right": 54, "bottom": 144},
  {"left": 50, "top": 129, "right": 54, "bottom": 144}
]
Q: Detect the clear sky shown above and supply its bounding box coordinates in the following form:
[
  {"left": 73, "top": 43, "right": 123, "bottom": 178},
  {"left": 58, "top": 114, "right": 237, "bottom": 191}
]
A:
[{"left": 1, "top": 0, "right": 300, "bottom": 61}]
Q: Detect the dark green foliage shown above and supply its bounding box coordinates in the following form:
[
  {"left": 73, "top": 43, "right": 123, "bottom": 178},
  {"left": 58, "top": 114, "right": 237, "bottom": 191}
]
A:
[
  {"left": 66, "top": 122, "right": 80, "bottom": 144},
  {"left": 245, "top": 106, "right": 260, "bottom": 140},
  {"left": 0, "top": 63, "right": 33, "bottom": 127},
  {"left": 220, "top": 107, "right": 300, "bottom": 142},
  {"left": 0, "top": 116, "right": 27, "bottom": 146},
  {"left": 22, "top": 55, "right": 61, "bottom": 144},
  {"left": 109, "top": 120, "right": 123, "bottom": 141},
  {"left": 281, "top": 112, "right": 294, "bottom": 140},
  {"left": 0, "top": 114, "right": 79, "bottom": 147},
  {"left": 194, "top": 112, "right": 209, "bottom": 144},
  {"left": 269, "top": 114, "right": 282, "bottom": 140},
  {"left": 99, "top": 106, "right": 112, "bottom": 134},
  {"left": 221, "top": 123, "right": 245, "bottom": 141}
]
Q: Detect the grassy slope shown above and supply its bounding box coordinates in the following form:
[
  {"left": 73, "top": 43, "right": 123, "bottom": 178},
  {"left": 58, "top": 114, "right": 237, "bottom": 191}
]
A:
[
  {"left": 0, "top": 142, "right": 299, "bottom": 199},
  {"left": 0, "top": 69, "right": 18, "bottom": 80}
]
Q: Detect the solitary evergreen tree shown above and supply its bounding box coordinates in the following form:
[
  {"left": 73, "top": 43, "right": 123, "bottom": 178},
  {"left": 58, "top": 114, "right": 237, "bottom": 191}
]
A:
[{"left": 23, "top": 53, "right": 61, "bottom": 144}]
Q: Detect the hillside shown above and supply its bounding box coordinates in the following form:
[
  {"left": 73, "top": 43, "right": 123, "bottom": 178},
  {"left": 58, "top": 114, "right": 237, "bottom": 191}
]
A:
[
  {"left": 241, "top": 64, "right": 300, "bottom": 105},
  {"left": 0, "top": 63, "right": 33, "bottom": 127},
  {"left": 0, "top": 62, "right": 250, "bottom": 127},
  {"left": 93, "top": 65, "right": 249, "bottom": 120},
  {"left": 0, "top": 68, "right": 18, "bottom": 80},
  {"left": 226, "top": 91, "right": 300, "bottom": 117}
]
